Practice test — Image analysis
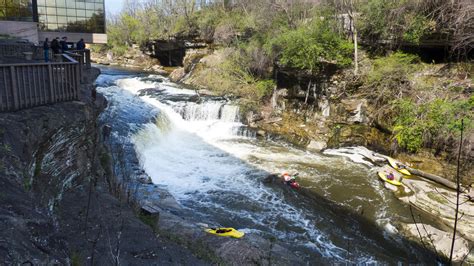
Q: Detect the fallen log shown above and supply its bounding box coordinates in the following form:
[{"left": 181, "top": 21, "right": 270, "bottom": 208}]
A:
[{"left": 405, "top": 166, "right": 466, "bottom": 192}]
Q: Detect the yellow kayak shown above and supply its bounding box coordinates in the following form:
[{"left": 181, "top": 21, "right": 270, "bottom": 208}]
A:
[
  {"left": 205, "top": 228, "right": 244, "bottom": 238},
  {"left": 378, "top": 171, "right": 402, "bottom": 186},
  {"left": 387, "top": 157, "right": 411, "bottom": 176}
]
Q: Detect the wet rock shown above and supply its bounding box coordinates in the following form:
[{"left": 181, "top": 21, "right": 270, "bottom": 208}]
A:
[
  {"left": 401, "top": 223, "right": 471, "bottom": 263},
  {"left": 256, "top": 130, "right": 266, "bottom": 137},
  {"left": 169, "top": 67, "right": 186, "bottom": 82},
  {"left": 246, "top": 111, "right": 263, "bottom": 127},
  {"left": 196, "top": 89, "right": 216, "bottom": 96},
  {"left": 183, "top": 49, "right": 208, "bottom": 73},
  {"left": 327, "top": 124, "right": 391, "bottom": 152},
  {"left": 138, "top": 174, "right": 153, "bottom": 184},
  {"left": 306, "top": 140, "right": 327, "bottom": 152},
  {"left": 340, "top": 99, "right": 369, "bottom": 124},
  {"left": 149, "top": 65, "right": 168, "bottom": 75},
  {"left": 156, "top": 210, "right": 304, "bottom": 265},
  {"left": 399, "top": 179, "right": 474, "bottom": 242}
]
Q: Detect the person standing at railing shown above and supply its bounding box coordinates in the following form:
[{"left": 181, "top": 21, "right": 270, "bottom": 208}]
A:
[
  {"left": 51, "top": 37, "right": 60, "bottom": 54},
  {"left": 60, "top": 37, "right": 68, "bottom": 52},
  {"left": 76, "top": 38, "right": 85, "bottom": 50},
  {"left": 43, "top": 38, "right": 50, "bottom": 62}
]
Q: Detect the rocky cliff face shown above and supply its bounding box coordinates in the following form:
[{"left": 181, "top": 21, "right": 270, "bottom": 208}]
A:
[{"left": 0, "top": 68, "right": 204, "bottom": 264}]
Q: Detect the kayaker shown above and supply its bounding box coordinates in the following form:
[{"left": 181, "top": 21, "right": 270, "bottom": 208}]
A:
[
  {"left": 387, "top": 171, "right": 395, "bottom": 180},
  {"left": 282, "top": 172, "right": 298, "bottom": 186},
  {"left": 396, "top": 162, "right": 407, "bottom": 169},
  {"left": 282, "top": 172, "right": 292, "bottom": 185}
]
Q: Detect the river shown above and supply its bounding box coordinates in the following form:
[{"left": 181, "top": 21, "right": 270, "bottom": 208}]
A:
[{"left": 95, "top": 66, "right": 437, "bottom": 264}]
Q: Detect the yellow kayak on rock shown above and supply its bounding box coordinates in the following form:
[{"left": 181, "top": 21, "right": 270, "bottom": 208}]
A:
[
  {"left": 205, "top": 228, "right": 244, "bottom": 238},
  {"left": 387, "top": 157, "right": 411, "bottom": 176},
  {"left": 378, "top": 171, "right": 402, "bottom": 186}
]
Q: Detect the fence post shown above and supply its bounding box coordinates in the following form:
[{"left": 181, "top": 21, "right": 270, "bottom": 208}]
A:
[
  {"left": 10, "top": 66, "right": 19, "bottom": 110},
  {"left": 48, "top": 64, "right": 55, "bottom": 103},
  {"left": 75, "top": 63, "right": 80, "bottom": 100},
  {"left": 85, "top": 49, "right": 91, "bottom": 69}
]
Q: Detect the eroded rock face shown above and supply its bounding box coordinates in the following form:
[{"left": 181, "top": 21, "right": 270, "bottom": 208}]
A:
[
  {"left": 326, "top": 124, "right": 392, "bottom": 152},
  {"left": 400, "top": 179, "right": 474, "bottom": 242},
  {"left": 401, "top": 223, "right": 472, "bottom": 263},
  {"left": 339, "top": 99, "right": 369, "bottom": 124},
  {"left": 0, "top": 69, "right": 205, "bottom": 265}
]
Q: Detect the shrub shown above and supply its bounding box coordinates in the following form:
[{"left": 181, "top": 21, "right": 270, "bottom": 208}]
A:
[
  {"left": 393, "top": 97, "right": 474, "bottom": 152},
  {"left": 270, "top": 17, "right": 353, "bottom": 73},
  {"left": 402, "top": 14, "right": 436, "bottom": 44},
  {"left": 255, "top": 79, "right": 276, "bottom": 99},
  {"left": 364, "top": 51, "right": 420, "bottom": 106}
]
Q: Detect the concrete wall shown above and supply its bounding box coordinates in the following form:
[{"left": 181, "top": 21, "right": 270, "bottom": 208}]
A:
[
  {"left": 0, "top": 21, "right": 39, "bottom": 44},
  {"left": 39, "top": 32, "right": 107, "bottom": 44}
]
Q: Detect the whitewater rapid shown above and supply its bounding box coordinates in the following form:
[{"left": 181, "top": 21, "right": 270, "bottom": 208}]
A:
[{"left": 96, "top": 67, "right": 434, "bottom": 264}]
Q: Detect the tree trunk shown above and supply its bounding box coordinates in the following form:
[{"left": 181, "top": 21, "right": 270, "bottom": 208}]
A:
[
  {"left": 304, "top": 80, "right": 311, "bottom": 105},
  {"left": 353, "top": 27, "right": 358, "bottom": 75},
  {"left": 405, "top": 166, "right": 466, "bottom": 192}
]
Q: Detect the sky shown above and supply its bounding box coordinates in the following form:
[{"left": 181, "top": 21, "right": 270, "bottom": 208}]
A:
[{"left": 105, "top": 0, "right": 125, "bottom": 16}]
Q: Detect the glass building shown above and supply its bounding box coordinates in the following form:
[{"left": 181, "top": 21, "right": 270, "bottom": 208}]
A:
[
  {"left": 37, "top": 0, "right": 105, "bottom": 33},
  {"left": 0, "top": 0, "right": 105, "bottom": 33}
]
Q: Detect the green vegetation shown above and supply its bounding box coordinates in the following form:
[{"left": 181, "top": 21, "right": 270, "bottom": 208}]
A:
[
  {"left": 393, "top": 97, "right": 473, "bottom": 152},
  {"left": 364, "top": 52, "right": 419, "bottom": 105},
  {"left": 106, "top": 0, "right": 473, "bottom": 157},
  {"left": 271, "top": 17, "right": 353, "bottom": 72}
]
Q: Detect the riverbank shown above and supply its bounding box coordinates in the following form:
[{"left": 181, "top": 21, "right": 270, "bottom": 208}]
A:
[
  {"left": 94, "top": 66, "right": 471, "bottom": 263},
  {"left": 169, "top": 48, "right": 473, "bottom": 182},
  {"left": 167, "top": 48, "right": 474, "bottom": 262},
  {"left": 92, "top": 47, "right": 473, "bottom": 262},
  {"left": 0, "top": 67, "right": 205, "bottom": 264}
]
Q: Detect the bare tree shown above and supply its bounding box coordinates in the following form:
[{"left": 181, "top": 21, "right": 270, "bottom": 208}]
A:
[
  {"left": 331, "top": 0, "right": 359, "bottom": 75},
  {"left": 449, "top": 119, "right": 464, "bottom": 264}
]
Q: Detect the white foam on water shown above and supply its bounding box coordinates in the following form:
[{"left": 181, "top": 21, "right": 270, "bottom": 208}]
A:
[{"left": 98, "top": 73, "right": 403, "bottom": 264}]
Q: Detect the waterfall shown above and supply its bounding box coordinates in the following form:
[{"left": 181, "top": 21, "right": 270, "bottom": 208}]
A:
[
  {"left": 171, "top": 101, "right": 240, "bottom": 123},
  {"left": 96, "top": 70, "right": 430, "bottom": 265}
]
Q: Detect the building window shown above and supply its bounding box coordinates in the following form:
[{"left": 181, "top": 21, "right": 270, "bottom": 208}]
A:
[
  {"left": 0, "top": 0, "right": 34, "bottom": 22},
  {"left": 37, "top": 0, "right": 105, "bottom": 33}
]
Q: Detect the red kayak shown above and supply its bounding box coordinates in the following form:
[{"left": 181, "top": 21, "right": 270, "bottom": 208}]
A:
[{"left": 289, "top": 181, "right": 300, "bottom": 189}]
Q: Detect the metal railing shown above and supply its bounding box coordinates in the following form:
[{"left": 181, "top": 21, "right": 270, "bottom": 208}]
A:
[
  {"left": 0, "top": 53, "right": 80, "bottom": 112},
  {"left": 0, "top": 42, "right": 35, "bottom": 58},
  {"left": 68, "top": 49, "right": 91, "bottom": 69}
]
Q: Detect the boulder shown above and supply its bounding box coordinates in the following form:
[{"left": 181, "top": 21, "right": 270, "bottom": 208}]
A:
[
  {"left": 306, "top": 140, "right": 327, "bottom": 152},
  {"left": 169, "top": 67, "right": 186, "bottom": 82}
]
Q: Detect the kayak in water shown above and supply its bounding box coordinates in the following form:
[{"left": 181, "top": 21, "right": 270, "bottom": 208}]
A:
[
  {"left": 282, "top": 172, "right": 301, "bottom": 189},
  {"left": 378, "top": 171, "right": 402, "bottom": 186},
  {"left": 263, "top": 173, "right": 301, "bottom": 189},
  {"left": 205, "top": 227, "right": 244, "bottom": 238},
  {"left": 387, "top": 157, "right": 411, "bottom": 176}
]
